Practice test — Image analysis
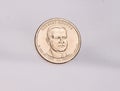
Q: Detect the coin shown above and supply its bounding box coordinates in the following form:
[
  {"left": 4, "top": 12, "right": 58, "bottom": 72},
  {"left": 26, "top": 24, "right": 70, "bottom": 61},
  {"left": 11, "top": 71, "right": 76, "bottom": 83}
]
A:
[{"left": 34, "top": 18, "right": 81, "bottom": 64}]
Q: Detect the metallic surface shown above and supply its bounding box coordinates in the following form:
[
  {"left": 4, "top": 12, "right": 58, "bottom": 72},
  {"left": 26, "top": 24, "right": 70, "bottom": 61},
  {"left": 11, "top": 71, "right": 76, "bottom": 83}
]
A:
[{"left": 35, "top": 18, "right": 81, "bottom": 64}]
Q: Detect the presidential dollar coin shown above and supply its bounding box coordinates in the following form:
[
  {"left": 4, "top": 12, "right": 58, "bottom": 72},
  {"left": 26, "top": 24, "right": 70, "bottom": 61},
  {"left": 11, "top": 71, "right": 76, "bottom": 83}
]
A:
[{"left": 34, "top": 18, "right": 81, "bottom": 64}]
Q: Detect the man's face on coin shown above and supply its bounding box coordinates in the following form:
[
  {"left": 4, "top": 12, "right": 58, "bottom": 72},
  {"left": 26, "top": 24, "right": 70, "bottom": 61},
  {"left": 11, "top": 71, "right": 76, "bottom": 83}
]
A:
[{"left": 48, "top": 27, "right": 68, "bottom": 52}]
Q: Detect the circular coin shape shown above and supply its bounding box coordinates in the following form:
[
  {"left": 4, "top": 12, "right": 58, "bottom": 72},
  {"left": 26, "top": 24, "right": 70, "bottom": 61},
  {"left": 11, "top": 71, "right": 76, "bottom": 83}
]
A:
[{"left": 35, "top": 18, "right": 81, "bottom": 64}]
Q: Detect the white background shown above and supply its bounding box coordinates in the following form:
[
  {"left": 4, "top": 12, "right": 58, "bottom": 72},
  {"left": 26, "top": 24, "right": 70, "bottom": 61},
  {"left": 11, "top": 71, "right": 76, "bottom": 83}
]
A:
[{"left": 0, "top": 0, "right": 120, "bottom": 91}]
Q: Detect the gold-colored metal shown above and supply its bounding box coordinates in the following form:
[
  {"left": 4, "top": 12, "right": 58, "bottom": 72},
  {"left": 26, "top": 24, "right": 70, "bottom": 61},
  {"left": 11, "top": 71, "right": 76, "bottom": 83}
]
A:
[{"left": 34, "top": 18, "right": 81, "bottom": 64}]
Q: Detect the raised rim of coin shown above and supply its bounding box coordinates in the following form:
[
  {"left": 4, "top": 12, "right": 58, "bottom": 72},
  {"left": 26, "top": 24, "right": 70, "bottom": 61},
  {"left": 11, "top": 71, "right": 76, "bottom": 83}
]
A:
[{"left": 34, "top": 18, "right": 81, "bottom": 64}]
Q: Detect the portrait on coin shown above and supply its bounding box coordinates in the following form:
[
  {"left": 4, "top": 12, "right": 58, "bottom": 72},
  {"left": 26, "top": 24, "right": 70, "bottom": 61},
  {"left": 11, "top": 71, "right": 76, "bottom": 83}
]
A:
[{"left": 46, "top": 27, "right": 68, "bottom": 58}]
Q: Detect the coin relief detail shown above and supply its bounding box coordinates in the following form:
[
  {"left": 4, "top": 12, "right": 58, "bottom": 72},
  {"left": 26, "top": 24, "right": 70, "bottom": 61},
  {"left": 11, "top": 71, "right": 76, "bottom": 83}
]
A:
[{"left": 35, "top": 18, "right": 81, "bottom": 64}]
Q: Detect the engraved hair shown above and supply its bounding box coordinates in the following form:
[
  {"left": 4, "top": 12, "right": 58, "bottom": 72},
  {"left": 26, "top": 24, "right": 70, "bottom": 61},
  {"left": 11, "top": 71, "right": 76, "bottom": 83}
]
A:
[{"left": 46, "top": 27, "right": 67, "bottom": 43}]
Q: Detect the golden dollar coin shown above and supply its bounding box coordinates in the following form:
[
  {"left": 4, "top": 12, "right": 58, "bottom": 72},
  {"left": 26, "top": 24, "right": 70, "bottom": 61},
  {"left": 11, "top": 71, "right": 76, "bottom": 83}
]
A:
[{"left": 34, "top": 18, "right": 81, "bottom": 64}]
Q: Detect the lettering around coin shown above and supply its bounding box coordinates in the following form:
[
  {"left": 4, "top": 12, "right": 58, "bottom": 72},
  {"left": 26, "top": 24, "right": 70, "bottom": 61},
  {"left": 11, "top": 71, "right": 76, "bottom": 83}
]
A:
[{"left": 35, "top": 18, "right": 81, "bottom": 64}]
